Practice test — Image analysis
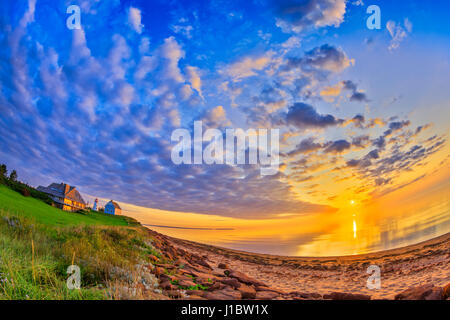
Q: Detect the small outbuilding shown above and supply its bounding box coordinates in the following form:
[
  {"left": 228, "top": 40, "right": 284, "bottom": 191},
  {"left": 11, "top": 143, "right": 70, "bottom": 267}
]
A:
[{"left": 104, "top": 200, "right": 121, "bottom": 215}]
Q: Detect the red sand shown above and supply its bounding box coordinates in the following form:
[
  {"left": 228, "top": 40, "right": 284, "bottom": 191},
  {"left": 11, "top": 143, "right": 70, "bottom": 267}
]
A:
[{"left": 169, "top": 232, "right": 450, "bottom": 299}]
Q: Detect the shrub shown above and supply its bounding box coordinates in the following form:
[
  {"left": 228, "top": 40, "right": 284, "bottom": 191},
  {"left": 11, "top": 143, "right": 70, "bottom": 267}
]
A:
[{"left": 22, "top": 187, "right": 31, "bottom": 197}]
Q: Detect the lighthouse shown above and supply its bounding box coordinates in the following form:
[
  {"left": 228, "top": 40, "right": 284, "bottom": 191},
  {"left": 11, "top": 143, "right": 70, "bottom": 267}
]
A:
[{"left": 93, "top": 198, "right": 98, "bottom": 211}]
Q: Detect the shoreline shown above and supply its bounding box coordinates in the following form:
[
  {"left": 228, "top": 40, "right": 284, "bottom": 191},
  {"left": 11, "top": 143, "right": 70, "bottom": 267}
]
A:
[
  {"left": 167, "top": 231, "right": 450, "bottom": 261},
  {"left": 147, "top": 228, "right": 450, "bottom": 300}
]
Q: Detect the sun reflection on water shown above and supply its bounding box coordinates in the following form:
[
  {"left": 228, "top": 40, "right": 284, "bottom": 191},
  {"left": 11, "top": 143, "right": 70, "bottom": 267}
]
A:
[{"left": 120, "top": 167, "right": 450, "bottom": 257}]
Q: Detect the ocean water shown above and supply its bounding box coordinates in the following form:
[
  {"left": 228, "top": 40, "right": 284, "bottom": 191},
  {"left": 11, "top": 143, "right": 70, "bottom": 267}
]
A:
[
  {"left": 142, "top": 197, "right": 450, "bottom": 257},
  {"left": 127, "top": 172, "right": 450, "bottom": 257}
]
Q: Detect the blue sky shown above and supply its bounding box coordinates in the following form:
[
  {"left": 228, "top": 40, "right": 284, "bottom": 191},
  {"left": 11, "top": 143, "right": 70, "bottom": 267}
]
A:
[{"left": 0, "top": 0, "right": 449, "bottom": 220}]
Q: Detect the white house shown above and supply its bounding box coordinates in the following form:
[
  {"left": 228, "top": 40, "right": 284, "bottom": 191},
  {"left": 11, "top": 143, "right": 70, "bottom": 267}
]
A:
[{"left": 104, "top": 200, "right": 121, "bottom": 215}]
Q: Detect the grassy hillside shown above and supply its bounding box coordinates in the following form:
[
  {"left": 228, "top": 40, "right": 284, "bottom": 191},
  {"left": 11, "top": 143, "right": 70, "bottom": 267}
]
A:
[
  {"left": 0, "top": 185, "right": 130, "bottom": 227},
  {"left": 0, "top": 185, "right": 164, "bottom": 300}
]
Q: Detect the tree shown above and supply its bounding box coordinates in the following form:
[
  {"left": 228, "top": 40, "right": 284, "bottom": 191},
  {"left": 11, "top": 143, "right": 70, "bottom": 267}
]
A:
[
  {"left": 9, "top": 170, "right": 17, "bottom": 182},
  {"left": 0, "top": 164, "right": 6, "bottom": 177}
]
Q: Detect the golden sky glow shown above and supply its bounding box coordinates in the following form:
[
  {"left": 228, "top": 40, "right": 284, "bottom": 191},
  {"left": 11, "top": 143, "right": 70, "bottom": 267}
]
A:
[{"left": 87, "top": 153, "right": 450, "bottom": 257}]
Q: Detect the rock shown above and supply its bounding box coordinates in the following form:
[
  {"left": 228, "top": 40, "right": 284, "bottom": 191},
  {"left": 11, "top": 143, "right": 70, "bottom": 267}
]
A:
[
  {"left": 3, "top": 217, "right": 20, "bottom": 229},
  {"left": 178, "top": 279, "right": 197, "bottom": 288},
  {"left": 255, "top": 291, "right": 279, "bottom": 300},
  {"left": 160, "top": 281, "right": 177, "bottom": 290},
  {"left": 186, "top": 290, "right": 206, "bottom": 297},
  {"left": 239, "top": 284, "right": 256, "bottom": 299},
  {"left": 289, "top": 291, "right": 322, "bottom": 299},
  {"left": 153, "top": 266, "right": 164, "bottom": 276},
  {"left": 196, "top": 259, "right": 213, "bottom": 270},
  {"left": 323, "top": 292, "right": 371, "bottom": 300},
  {"left": 212, "top": 270, "right": 227, "bottom": 278},
  {"left": 165, "top": 290, "right": 182, "bottom": 299},
  {"left": 187, "top": 270, "right": 218, "bottom": 281},
  {"left": 256, "top": 285, "right": 286, "bottom": 295},
  {"left": 164, "top": 252, "right": 174, "bottom": 261},
  {"left": 177, "top": 266, "right": 199, "bottom": 276},
  {"left": 196, "top": 277, "right": 214, "bottom": 286},
  {"left": 207, "top": 282, "right": 227, "bottom": 291},
  {"left": 395, "top": 284, "right": 443, "bottom": 300},
  {"left": 159, "top": 274, "right": 176, "bottom": 282},
  {"left": 155, "top": 263, "right": 177, "bottom": 269},
  {"left": 175, "top": 274, "right": 195, "bottom": 281},
  {"left": 148, "top": 254, "right": 159, "bottom": 263},
  {"left": 176, "top": 258, "right": 189, "bottom": 266},
  {"left": 187, "top": 253, "right": 212, "bottom": 269},
  {"left": 219, "top": 278, "right": 241, "bottom": 289},
  {"left": 190, "top": 264, "right": 213, "bottom": 274},
  {"left": 204, "top": 288, "right": 241, "bottom": 300},
  {"left": 307, "top": 293, "right": 322, "bottom": 299},
  {"left": 226, "top": 270, "right": 265, "bottom": 287},
  {"left": 442, "top": 283, "right": 450, "bottom": 300},
  {"left": 186, "top": 295, "right": 206, "bottom": 300},
  {"left": 218, "top": 263, "right": 228, "bottom": 269}
]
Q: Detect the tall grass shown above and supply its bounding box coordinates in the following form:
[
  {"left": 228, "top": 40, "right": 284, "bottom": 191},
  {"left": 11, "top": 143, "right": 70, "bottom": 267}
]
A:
[{"left": 0, "top": 187, "right": 164, "bottom": 300}]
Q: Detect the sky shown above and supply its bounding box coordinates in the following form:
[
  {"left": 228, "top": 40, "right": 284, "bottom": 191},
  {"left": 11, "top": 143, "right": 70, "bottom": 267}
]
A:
[{"left": 0, "top": 0, "right": 449, "bottom": 255}]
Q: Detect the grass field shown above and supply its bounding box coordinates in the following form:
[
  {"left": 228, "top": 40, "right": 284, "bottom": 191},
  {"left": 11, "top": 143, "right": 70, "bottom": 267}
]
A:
[
  {"left": 0, "top": 185, "right": 130, "bottom": 227},
  {"left": 0, "top": 185, "right": 162, "bottom": 300}
]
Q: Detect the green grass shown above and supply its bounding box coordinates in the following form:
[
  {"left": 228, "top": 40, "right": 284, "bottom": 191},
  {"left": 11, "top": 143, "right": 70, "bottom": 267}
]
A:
[
  {"left": 0, "top": 185, "right": 162, "bottom": 300},
  {"left": 0, "top": 185, "right": 131, "bottom": 227}
]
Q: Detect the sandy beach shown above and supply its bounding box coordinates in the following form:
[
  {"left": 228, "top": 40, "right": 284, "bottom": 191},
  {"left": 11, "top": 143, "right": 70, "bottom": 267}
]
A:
[{"left": 149, "top": 230, "right": 450, "bottom": 300}]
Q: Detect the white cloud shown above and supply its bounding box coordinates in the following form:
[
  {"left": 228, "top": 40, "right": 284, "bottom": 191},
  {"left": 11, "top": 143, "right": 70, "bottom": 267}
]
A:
[
  {"left": 179, "top": 84, "right": 193, "bottom": 100},
  {"left": 115, "top": 83, "right": 135, "bottom": 108},
  {"left": 273, "top": 0, "right": 347, "bottom": 34},
  {"left": 69, "top": 29, "right": 92, "bottom": 63},
  {"left": 128, "top": 7, "right": 144, "bottom": 34},
  {"left": 404, "top": 18, "right": 413, "bottom": 33},
  {"left": 20, "top": 0, "right": 36, "bottom": 27},
  {"left": 201, "top": 105, "right": 231, "bottom": 128},
  {"left": 134, "top": 55, "right": 156, "bottom": 81},
  {"left": 171, "top": 24, "right": 194, "bottom": 39},
  {"left": 281, "top": 36, "right": 301, "bottom": 49},
  {"left": 139, "top": 37, "right": 150, "bottom": 54},
  {"left": 224, "top": 52, "right": 274, "bottom": 81},
  {"left": 387, "top": 19, "right": 413, "bottom": 51},
  {"left": 185, "top": 66, "right": 203, "bottom": 99},
  {"left": 159, "top": 37, "right": 185, "bottom": 83},
  {"left": 107, "top": 34, "right": 131, "bottom": 80},
  {"left": 7, "top": 0, "right": 38, "bottom": 114}
]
